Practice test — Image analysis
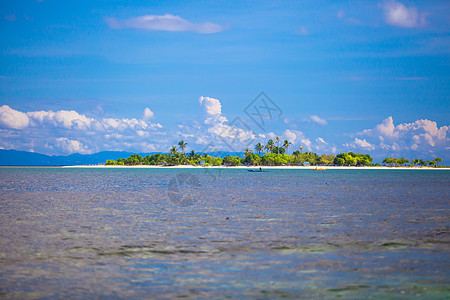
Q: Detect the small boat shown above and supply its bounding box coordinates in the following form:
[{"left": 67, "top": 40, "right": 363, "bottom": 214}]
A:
[
  {"left": 248, "top": 169, "right": 265, "bottom": 172},
  {"left": 312, "top": 167, "right": 326, "bottom": 171}
]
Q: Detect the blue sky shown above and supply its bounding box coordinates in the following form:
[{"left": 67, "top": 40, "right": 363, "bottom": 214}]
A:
[{"left": 0, "top": 0, "right": 449, "bottom": 161}]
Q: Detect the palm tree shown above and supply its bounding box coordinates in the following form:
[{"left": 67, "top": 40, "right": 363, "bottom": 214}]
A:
[
  {"left": 189, "top": 150, "right": 195, "bottom": 158},
  {"left": 244, "top": 148, "right": 251, "bottom": 156},
  {"left": 169, "top": 146, "right": 177, "bottom": 156},
  {"left": 299, "top": 146, "right": 303, "bottom": 154},
  {"left": 255, "top": 143, "right": 263, "bottom": 154},
  {"left": 265, "top": 139, "right": 275, "bottom": 153},
  {"left": 283, "top": 139, "right": 292, "bottom": 155},
  {"left": 178, "top": 140, "right": 187, "bottom": 153},
  {"left": 275, "top": 136, "right": 280, "bottom": 154}
]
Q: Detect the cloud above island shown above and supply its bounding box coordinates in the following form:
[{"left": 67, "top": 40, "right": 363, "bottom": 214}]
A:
[
  {"left": 106, "top": 14, "right": 225, "bottom": 34},
  {"left": 196, "top": 96, "right": 261, "bottom": 150},
  {"left": 344, "top": 138, "right": 376, "bottom": 151},
  {"left": 0, "top": 102, "right": 448, "bottom": 161},
  {"left": 142, "top": 107, "right": 154, "bottom": 121},
  {"left": 346, "top": 116, "right": 449, "bottom": 158},
  {"left": 0, "top": 105, "right": 30, "bottom": 129}
]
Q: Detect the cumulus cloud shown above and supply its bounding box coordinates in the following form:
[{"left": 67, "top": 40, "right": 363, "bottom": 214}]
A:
[
  {"left": 316, "top": 137, "right": 327, "bottom": 144},
  {"left": 0, "top": 105, "right": 30, "bottom": 129},
  {"left": 106, "top": 14, "right": 225, "bottom": 34},
  {"left": 199, "top": 96, "right": 222, "bottom": 116},
  {"left": 363, "top": 116, "right": 448, "bottom": 146},
  {"left": 381, "top": 0, "right": 427, "bottom": 28},
  {"left": 283, "top": 129, "right": 305, "bottom": 145},
  {"left": 0, "top": 105, "right": 164, "bottom": 155},
  {"left": 55, "top": 138, "right": 91, "bottom": 154},
  {"left": 263, "top": 130, "right": 335, "bottom": 154},
  {"left": 270, "top": 129, "right": 314, "bottom": 151},
  {"left": 310, "top": 115, "right": 328, "bottom": 126},
  {"left": 345, "top": 138, "right": 375, "bottom": 151},
  {"left": 176, "top": 96, "right": 263, "bottom": 152},
  {"left": 331, "top": 145, "right": 337, "bottom": 153},
  {"left": 300, "top": 138, "right": 312, "bottom": 151},
  {"left": 143, "top": 107, "right": 154, "bottom": 120},
  {"left": 27, "top": 109, "right": 93, "bottom": 129},
  {"left": 365, "top": 116, "right": 397, "bottom": 139},
  {"left": 359, "top": 116, "right": 448, "bottom": 157},
  {"left": 201, "top": 98, "right": 256, "bottom": 149}
]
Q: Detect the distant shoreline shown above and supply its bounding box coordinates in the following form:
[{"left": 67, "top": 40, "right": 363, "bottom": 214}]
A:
[
  {"left": 1, "top": 165, "right": 448, "bottom": 170},
  {"left": 60, "top": 165, "right": 450, "bottom": 170}
]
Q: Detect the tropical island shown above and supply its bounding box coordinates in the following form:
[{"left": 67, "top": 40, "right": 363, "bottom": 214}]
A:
[{"left": 105, "top": 139, "right": 445, "bottom": 168}]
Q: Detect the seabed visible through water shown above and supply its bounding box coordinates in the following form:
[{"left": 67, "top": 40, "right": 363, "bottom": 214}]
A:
[{"left": 0, "top": 167, "right": 448, "bottom": 298}]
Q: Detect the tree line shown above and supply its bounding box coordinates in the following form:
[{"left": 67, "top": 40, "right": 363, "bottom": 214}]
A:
[
  {"left": 105, "top": 139, "right": 444, "bottom": 167},
  {"left": 104, "top": 139, "right": 444, "bottom": 167},
  {"left": 382, "top": 157, "right": 443, "bottom": 167}
]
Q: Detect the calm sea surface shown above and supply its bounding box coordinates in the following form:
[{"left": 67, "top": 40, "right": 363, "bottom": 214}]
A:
[{"left": 0, "top": 167, "right": 449, "bottom": 298}]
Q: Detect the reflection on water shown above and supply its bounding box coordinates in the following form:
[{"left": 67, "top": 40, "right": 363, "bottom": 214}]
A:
[{"left": 0, "top": 168, "right": 449, "bottom": 298}]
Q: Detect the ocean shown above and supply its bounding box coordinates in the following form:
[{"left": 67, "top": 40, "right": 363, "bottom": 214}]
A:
[{"left": 0, "top": 167, "right": 449, "bottom": 298}]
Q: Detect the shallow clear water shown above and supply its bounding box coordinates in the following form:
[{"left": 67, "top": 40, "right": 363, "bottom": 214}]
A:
[{"left": 0, "top": 167, "right": 449, "bottom": 298}]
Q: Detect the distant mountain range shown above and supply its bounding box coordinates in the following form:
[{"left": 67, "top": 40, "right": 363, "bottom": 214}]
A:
[{"left": 0, "top": 149, "right": 244, "bottom": 166}]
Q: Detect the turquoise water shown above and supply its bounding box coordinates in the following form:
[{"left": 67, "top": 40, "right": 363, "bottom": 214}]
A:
[{"left": 0, "top": 167, "right": 449, "bottom": 298}]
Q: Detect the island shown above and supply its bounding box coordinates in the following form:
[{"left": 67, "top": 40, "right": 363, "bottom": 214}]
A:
[{"left": 105, "top": 139, "right": 445, "bottom": 168}]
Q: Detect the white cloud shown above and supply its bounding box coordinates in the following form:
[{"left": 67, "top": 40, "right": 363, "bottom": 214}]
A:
[
  {"left": 55, "top": 138, "right": 91, "bottom": 154},
  {"left": 214, "top": 123, "right": 256, "bottom": 144},
  {"left": 0, "top": 105, "right": 164, "bottom": 155},
  {"left": 28, "top": 110, "right": 93, "bottom": 130},
  {"left": 106, "top": 14, "right": 225, "bottom": 34},
  {"left": 359, "top": 116, "right": 449, "bottom": 157},
  {"left": 140, "top": 142, "right": 157, "bottom": 152},
  {"left": 264, "top": 130, "right": 334, "bottom": 154},
  {"left": 363, "top": 117, "right": 448, "bottom": 147},
  {"left": 136, "top": 130, "right": 149, "bottom": 137},
  {"left": 300, "top": 139, "right": 312, "bottom": 151},
  {"left": 277, "top": 130, "right": 312, "bottom": 151},
  {"left": 364, "top": 116, "right": 397, "bottom": 139},
  {"left": 199, "top": 96, "right": 222, "bottom": 116},
  {"left": 178, "top": 96, "right": 262, "bottom": 152},
  {"left": 0, "top": 105, "right": 30, "bottom": 130},
  {"left": 204, "top": 113, "right": 255, "bottom": 149},
  {"left": 310, "top": 115, "right": 328, "bottom": 126},
  {"left": 381, "top": 0, "right": 427, "bottom": 28},
  {"left": 331, "top": 145, "right": 337, "bottom": 153},
  {"left": 345, "top": 138, "right": 375, "bottom": 151},
  {"left": 102, "top": 118, "right": 122, "bottom": 130},
  {"left": 143, "top": 107, "right": 154, "bottom": 120},
  {"left": 283, "top": 129, "right": 305, "bottom": 145},
  {"left": 266, "top": 132, "right": 277, "bottom": 140}
]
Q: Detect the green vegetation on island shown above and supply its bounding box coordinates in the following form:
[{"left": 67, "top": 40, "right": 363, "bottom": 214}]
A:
[
  {"left": 382, "top": 157, "right": 444, "bottom": 167},
  {"left": 105, "top": 139, "right": 445, "bottom": 167}
]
